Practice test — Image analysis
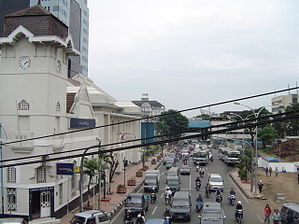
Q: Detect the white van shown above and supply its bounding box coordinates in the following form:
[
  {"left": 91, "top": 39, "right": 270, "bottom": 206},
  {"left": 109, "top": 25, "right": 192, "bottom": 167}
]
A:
[{"left": 208, "top": 174, "right": 223, "bottom": 192}]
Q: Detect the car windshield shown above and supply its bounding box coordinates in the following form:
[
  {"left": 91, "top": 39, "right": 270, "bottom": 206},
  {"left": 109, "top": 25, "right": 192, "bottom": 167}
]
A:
[
  {"left": 168, "top": 181, "right": 179, "bottom": 186},
  {"left": 210, "top": 177, "right": 222, "bottom": 182},
  {"left": 181, "top": 166, "right": 189, "bottom": 169},
  {"left": 126, "top": 197, "right": 142, "bottom": 205},
  {"left": 172, "top": 201, "right": 189, "bottom": 208},
  {"left": 145, "top": 180, "right": 156, "bottom": 185},
  {"left": 202, "top": 211, "right": 222, "bottom": 219},
  {"left": 70, "top": 216, "right": 85, "bottom": 224},
  {"left": 229, "top": 153, "right": 239, "bottom": 158}
]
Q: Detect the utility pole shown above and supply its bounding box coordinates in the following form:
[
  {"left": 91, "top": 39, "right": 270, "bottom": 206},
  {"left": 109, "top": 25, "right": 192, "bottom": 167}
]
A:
[{"left": 0, "top": 123, "right": 4, "bottom": 215}]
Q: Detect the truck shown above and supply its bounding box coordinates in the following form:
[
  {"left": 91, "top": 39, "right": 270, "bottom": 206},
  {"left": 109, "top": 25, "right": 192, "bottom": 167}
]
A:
[
  {"left": 144, "top": 170, "right": 160, "bottom": 192},
  {"left": 192, "top": 149, "right": 209, "bottom": 166},
  {"left": 70, "top": 210, "right": 110, "bottom": 224}
]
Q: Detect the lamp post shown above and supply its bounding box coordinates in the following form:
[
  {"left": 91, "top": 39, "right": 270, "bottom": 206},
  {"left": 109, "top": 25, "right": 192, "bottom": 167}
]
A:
[{"left": 234, "top": 102, "right": 265, "bottom": 193}]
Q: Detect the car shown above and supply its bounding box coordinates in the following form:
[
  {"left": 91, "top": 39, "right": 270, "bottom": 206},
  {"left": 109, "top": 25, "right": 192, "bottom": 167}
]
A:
[
  {"left": 280, "top": 202, "right": 299, "bottom": 224},
  {"left": 124, "top": 193, "right": 149, "bottom": 217},
  {"left": 180, "top": 165, "right": 191, "bottom": 175},
  {"left": 170, "top": 191, "right": 192, "bottom": 221},
  {"left": 0, "top": 218, "right": 27, "bottom": 224},
  {"left": 145, "top": 219, "right": 166, "bottom": 224},
  {"left": 198, "top": 202, "right": 226, "bottom": 224},
  {"left": 166, "top": 176, "right": 180, "bottom": 194},
  {"left": 70, "top": 210, "right": 110, "bottom": 224},
  {"left": 208, "top": 173, "right": 224, "bottom": 192}
]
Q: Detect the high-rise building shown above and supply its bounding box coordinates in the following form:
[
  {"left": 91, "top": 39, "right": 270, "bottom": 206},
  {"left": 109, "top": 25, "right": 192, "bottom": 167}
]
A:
[{"left": 0, "top": 0, "right": 89, "bottom": 76}]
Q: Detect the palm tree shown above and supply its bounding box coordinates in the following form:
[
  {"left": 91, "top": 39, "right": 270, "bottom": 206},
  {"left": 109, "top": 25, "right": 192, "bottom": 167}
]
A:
[{"left": 83, "top": 157, "right": 101, "bottom": 207}]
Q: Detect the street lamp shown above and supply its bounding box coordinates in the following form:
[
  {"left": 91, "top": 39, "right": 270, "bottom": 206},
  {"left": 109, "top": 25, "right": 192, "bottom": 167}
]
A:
[{"left": 234, "top": 102, "right": 265, "bottom": 194}]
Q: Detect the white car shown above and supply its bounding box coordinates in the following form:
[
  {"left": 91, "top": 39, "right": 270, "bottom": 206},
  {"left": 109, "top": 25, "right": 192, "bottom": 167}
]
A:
[{"left": 208, "top": 174, "right": 224, "bottom": 192}]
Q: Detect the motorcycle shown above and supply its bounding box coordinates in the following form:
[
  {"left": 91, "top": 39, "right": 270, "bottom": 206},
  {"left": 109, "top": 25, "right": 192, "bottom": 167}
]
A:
[
  {"left": 196, "top": 181, "right": 201, "bottom": 191},
  {"left": 196, "top": 201, "right": 204, "bottom": 213},
  {"left": 164, "top": 216, "right": 172, "bottom": 224},
  {"left": 228, "top": 194, "right": 236, "bottom": 206},
  {"left": 235, "top": 209, "right": 243, "bottom": 224},
  {"left": 196, "top": 165, "right": 199, "bottom": 172},
  {"left": 150, "top": 193, "right": 157, "bottom": 204},
  {"left": 199, "top": 169, "right": 204, "bottom": 177},
  {"left": 216, "top": 194, "right": 223, "bottom": 203},
  {"left": 165, "top": 193, "right": 171, "bottom": 205},
  {"left": 124, "top": 220, "right": 134, "bottom": 224}
]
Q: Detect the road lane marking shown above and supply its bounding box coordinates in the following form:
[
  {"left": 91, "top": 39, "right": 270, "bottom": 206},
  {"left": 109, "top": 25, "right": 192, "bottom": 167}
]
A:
[
  {"left": 229, "top": 174, "right": 250, "bottom": 204},
  {"left": 111, "top": 207, "right": 124, "bottom": 224},
  {"left": 152, "top": 206, "right": 158, "bottom": 215},
  {"left": 189, "top": 174, "right": 192, "bottom": 190},
  {"left": 161, "top": 193, "right": 164, "bottom": 198},
  {"left": 257, "top": 214, "right": 263, "bottom": 223}
]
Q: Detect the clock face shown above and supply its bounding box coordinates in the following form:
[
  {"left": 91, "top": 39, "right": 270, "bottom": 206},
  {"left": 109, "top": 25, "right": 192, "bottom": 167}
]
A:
[
  {"left": 19, "top": 56, "right": 31, "bottom": 70},
  {"left": 56, "top": 60, "right": 61, "bottom": 72}
]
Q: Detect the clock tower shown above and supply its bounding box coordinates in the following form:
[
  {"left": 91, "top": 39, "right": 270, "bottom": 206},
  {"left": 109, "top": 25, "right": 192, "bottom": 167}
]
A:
[{"left": 0, "top": 5, "right": 79, "bottom": 220}]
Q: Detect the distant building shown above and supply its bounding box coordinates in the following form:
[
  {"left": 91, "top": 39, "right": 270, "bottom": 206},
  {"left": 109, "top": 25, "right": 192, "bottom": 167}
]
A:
[
  {"left": 132, "top": 94, "right": 165, "bottom": 143},
  {"left": 272, "top": 93, "right": 299, "bottom": 113},
  {"left": 0, "top": 0, "right": 89, "bottom": 76}
]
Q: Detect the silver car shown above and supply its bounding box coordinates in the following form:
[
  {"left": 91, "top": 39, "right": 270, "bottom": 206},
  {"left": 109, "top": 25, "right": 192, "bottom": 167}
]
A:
[{"left": 199, "top": 202, "right": 226, "bottom": 224}]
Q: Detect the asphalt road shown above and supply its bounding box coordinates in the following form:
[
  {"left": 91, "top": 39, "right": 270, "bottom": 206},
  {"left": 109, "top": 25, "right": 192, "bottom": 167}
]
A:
[{"left": 112, "top": 148, "right": 262, "bottom": 223}]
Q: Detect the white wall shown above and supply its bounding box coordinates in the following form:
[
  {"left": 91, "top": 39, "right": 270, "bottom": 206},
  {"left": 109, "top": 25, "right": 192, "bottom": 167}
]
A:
[{"left": 258, "top": 158, "right": 299, "bottom": 173}]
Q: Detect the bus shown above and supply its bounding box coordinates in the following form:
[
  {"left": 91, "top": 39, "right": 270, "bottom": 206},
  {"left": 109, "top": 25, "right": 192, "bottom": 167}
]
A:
[{"left": 192, "top": 150, "right": 209, "bottom": 166}]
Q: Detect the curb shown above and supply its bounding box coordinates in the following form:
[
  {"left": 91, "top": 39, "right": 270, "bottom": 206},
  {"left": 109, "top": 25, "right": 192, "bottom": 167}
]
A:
[
  {"left": 229, "top": 170, "right": 254, "bottom": 199},
  {"left": 109, "top": 158, "right": 163, "bottom": 219}
]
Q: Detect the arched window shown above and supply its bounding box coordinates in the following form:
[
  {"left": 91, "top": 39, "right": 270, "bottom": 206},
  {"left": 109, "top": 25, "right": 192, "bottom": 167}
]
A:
[
  {"left": 56, "top": 102, "right": 61, "bottom": 112},
  {"left": 18, "top": 100, "right": 30, "bottom": 110}
]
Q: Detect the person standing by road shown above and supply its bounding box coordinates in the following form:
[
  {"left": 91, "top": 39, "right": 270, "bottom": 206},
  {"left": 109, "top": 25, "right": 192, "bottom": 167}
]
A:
[
  {"left": 275, "top": 167, "right": 278, "bottom": 177},
  {"left": 265, "top": 167, "right": 269, "bottom": 176},
  {"left": 269, "top": 167, "right": 273, "bottom": 177},
  {"left": 272, "top": 209, "right": 281, "bottom": 224},
  {"left": 264, "top": 204, "right": 272, "bottom": 224},
  {"left": 258, "top": 180, "right": 264, "bottom": 194}
]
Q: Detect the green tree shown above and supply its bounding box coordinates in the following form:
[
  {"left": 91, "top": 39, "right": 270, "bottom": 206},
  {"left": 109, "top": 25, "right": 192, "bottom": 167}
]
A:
[
  {"left": 258, "top": 125, "right": 277, "bottom": 149},
  {"left": 285, "top": 103, "right": 299, "bottom": 136},
  {"left": 157, "top": 109, "right": 189, "bottom": 139},
  {"left": 83, "top": 157, "right": 101, "bottom": 207}
]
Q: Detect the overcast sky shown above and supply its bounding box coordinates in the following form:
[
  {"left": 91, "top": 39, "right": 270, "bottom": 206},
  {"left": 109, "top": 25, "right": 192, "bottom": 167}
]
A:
[{"left": 88, "top": 0, "right": 298, "bottom": 116}]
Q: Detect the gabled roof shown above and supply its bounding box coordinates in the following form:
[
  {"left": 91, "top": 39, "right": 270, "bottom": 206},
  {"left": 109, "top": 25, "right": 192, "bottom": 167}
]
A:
[
  {"left": 0, "top": 25, "right": 79, "bottom": 56},
  {"left": 5, "top": 5, "right": 51, "bottom": 17},
  {"left": 132, "top": 100, "right": 165, "bottom": 108}
]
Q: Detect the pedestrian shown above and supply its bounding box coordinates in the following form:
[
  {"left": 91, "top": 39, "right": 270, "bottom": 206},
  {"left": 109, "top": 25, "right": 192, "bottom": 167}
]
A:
[
  {"left": 272, "top": 209, "right": 281, "bottom": 224},
  {"left": 297, "top": 173, "right": 299, "bottom": 184},
  {"left": 269, "top": 167, "right": 273, "bottom": 177},
  {"left": 258, "top": 180, "right": 264, "bottom": 194},
  {"left": 265, "top": 167, "right": 269, "bottom": 176},
  {"left": 275, "top": 167, "right": 278, "bottom": 177},
  {"left": 264, "top": 204, "right": 272, "bottom": 224}
]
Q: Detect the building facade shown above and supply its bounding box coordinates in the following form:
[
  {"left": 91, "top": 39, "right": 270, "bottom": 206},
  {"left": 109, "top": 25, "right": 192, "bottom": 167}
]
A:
[
  {"left": 0, "top": 0, "right": 89, "bottom": 76},
  {"left": 272, "top": 93, "right": 299, "bottom": 113}
]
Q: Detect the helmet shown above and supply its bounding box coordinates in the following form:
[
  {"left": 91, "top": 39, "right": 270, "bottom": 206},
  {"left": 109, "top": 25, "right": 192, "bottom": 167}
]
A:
[
  {"left": 166, "top": 187, "right": 170, "bottom": 190},
  {"left": 137, "top": 213, "right": 142, "bottom": 217},
  {"left": 238, "top": 201, "right": 241, "bottom": 204}
]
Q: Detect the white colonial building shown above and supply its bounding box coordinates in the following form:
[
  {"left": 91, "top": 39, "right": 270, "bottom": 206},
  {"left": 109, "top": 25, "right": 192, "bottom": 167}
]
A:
[{"left": 0, "top": 5, "right": 142, "bottom": 221}]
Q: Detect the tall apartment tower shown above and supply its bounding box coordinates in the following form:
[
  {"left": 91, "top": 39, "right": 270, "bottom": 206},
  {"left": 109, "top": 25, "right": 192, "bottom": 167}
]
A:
[{"left": 0, "top": 0, "right": 89, "bottom": 77}]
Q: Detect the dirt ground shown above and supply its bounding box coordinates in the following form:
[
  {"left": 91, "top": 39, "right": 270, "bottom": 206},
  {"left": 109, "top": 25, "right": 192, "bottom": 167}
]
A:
[{"left": 256, "top": 168, "right": 299, "bottom": 209}]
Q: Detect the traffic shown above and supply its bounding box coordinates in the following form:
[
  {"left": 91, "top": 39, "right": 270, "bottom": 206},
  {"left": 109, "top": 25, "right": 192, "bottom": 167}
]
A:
[{"left": 110, "top": 140, "right": 255, "bottom": 224}]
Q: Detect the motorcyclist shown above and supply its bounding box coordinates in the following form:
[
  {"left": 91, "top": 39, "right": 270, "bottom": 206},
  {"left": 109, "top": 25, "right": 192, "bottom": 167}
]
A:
[
  {"left": 124, "top": 210, "right": 133, "bottom": 223},
  {"left": 195, "top": 176, "right": 201, "bottom": 183},
  {"left": 196, "top": 194, "right": 203, "bottom": 202},
  {"left": 205, "top": 183, "right": 211, "bottom": 196},
  {"left": 229, "top": 187, "right": 236, "bottom": 196},
  {"left": 165, "top": 187, "right": 172, "bottom": 196},
  {"left": 135, "top": 213, "right": 145, "bottom": 224},
  {"left": 235, "top": 201, "right": 243, "bottom": 219},
  {"left": 164, "top": 208, "right": 172, "bottom": 217},
  {"left": 216, "top": 189, "right": 222, "bottom": 196},
  {"left": 150, "top": 192, "right": 157, "bottom": 203}
]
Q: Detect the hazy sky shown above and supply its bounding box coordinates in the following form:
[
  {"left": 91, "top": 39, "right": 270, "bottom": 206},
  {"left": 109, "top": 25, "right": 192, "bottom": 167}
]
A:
[{"left": 88, "top": 0, "right": 298, "bottom": 116}]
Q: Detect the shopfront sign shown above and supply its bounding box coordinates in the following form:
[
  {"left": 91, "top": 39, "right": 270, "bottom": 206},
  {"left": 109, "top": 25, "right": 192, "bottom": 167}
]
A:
[{"left": 56, "top": 163, "right": 74, "bottom": 175}]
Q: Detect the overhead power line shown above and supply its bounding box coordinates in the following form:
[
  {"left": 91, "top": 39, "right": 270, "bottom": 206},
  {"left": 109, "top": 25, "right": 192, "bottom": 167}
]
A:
[
  {"left": 1, "top": 109, "right": 296, "bottom": 164},
  {"left": 2, "top": 86, "right": 299, "bottom": 146},
  {"left": 0, "top": 109, "right": 298, "bottom": 168}
]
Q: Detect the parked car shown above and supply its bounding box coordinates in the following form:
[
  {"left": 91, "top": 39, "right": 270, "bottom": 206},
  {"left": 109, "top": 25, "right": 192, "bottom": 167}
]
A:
[
  {"left": 198, "top": 202, "right": 226, "bottom": 224},
  {"left": 180, "top": 165, "right": 191, "bottom": 175},
  {"left": 170, "top": 191, "right": 192, "bottom": 221},
  {"left": 70, "top": 210, "right": 110, "bottom": 224},
  {"left": 0, "top": 218, "right": 27, "bottom": 224},
  {"left": 208, "top": 173, "right": 224, "bottom": 192},
  {"left": 124, "top": 193, "right": 149, "bottom": 217},
  {"left": 280, "top": 202, "right": 299, "bottom": 224}
]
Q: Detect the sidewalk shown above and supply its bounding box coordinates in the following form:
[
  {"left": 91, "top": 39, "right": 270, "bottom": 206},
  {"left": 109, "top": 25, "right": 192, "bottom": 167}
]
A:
[
  {"left": 230, "top": 170, "right": 263, "bottom": 199},
  {"left": 60, "top": 154, "right": 162, "bottom": 224}
]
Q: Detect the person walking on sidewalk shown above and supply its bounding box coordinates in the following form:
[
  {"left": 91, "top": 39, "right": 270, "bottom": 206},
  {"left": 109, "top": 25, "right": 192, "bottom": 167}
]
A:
[
  {"left": 275, "top": 167, "right": 278, "bottom": 177},
  {"left": 264, "top": 204, "right": 272, "bottom": 224},
  {"left": 272, "top": 209, "right": 281, "bottom": 224},
  {"left": 258, "top": 180, "right": 264, "bottom": 194},
  {"left": 265, "top": 167, "right": 269, "bottom": 176},
  {"left": 269, "top": 167, "right": 273, "bottom": 177}
]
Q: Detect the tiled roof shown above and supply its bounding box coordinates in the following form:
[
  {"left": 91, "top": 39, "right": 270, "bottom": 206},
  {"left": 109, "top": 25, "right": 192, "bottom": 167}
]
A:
[
  {"left": 5, "top": 5, "right": 51, "bottom": 17},
  {"left": 132, "top": 100, "right": 164, "bottom": 108},
  {"left": 66, "top": 93, "right": 76, "bottom": 113}
]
